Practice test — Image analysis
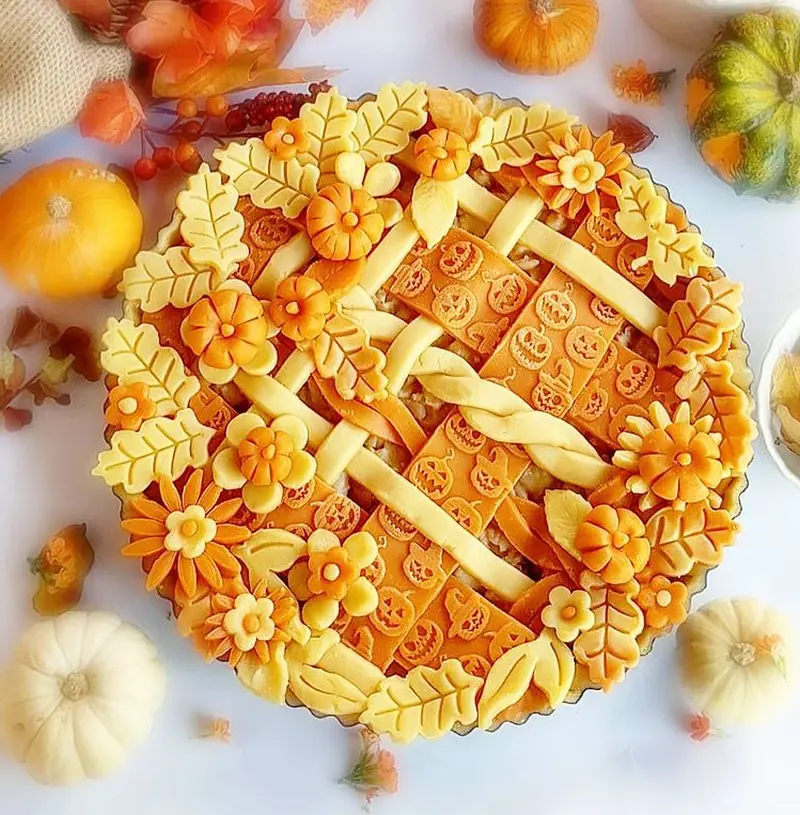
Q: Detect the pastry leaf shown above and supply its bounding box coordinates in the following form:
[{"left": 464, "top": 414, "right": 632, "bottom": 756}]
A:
[
  {"left": 233, "top": 528, "right": 308, "bottom": 577},
  {"left": 427, "top": 88, "right": 483, "bottom": 141},
  {"left": 299, "top": 89, "right": 358, "bottom": 186},
  {"left": 288, "top": 662, "right": 369, "bottom": 716},
  {"left": 543, "top": 489, "right": 592, "bottom": 561},
  {"left": 411, "top": 177, "right": 458, "bottom": 248}
]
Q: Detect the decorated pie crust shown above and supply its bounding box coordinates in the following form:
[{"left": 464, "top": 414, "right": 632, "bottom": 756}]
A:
[{"left": 94, "top": 84, "right": 756, "bottom": 742}]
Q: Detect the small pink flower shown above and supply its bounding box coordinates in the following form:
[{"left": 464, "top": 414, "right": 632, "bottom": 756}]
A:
[
  {"left": 686, "top": 712, "right": 725, "bottom": 742},
  {"left": 340, "top": 728, "right": 399, "bottom": 805}
]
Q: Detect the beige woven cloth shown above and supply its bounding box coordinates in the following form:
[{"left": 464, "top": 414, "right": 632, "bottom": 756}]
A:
[{"left": 0, "top": 0, "right": 133, "bottom": 154}]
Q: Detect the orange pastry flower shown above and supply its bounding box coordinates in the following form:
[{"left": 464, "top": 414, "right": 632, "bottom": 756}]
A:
[
  {"left": 180, "top": 282, "right": 275, "bottom": 384},
  {"left": 540, "top": 586, "right": 594, "bottom": 643},
  {"left": 613, "top": 402, "right": 729, "bottom": 512},
  {"left": 203, "top": 580, "right": 308, "bottom": 668},
  {"left": 306, "top": 182, "right": 385, "bottom": 261},
  {"left": 575, "top": 505, "right": 650, "bottom": 585},
  {"left": 122, "top": 470, "right": 250, "bottom": 600},
  {"left": 414, "top": 128, "right": 471, "bottom": 181},
  {"left": 267, "top": 274, "right": 332, "bottom": 342},
  {"left": 637, "top": 574, "right": 688, "bottom": 629},
  {"left": 105, "top": 382, "right": 157, "bottom": 430},
  {"left": 522, "top": 126, "right": 630, "bottom": 219},
  {"left": 264, "top": 116, "right": 310, "bottom": 161},
  {"left": 288, "top": 529, "right": 380, "bottom": 631}
]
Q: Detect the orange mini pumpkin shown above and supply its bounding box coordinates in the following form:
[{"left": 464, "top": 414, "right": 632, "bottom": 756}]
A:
[
  {"left": 575, "top": 504, "right": 650, "bottom": 585},
  {"left": 268, "top": 274, "right": 332, "bottom": 342},
  {"left": 474, "top": 0, "right": 599, "bottom": 76},
  {"left": 414, "top": 129, "right": 471, "bottom": 181}
]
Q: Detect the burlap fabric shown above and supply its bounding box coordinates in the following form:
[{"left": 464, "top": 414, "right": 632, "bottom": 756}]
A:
[{"left": 0, "top": 0, "right": 133, "bottom": 154}]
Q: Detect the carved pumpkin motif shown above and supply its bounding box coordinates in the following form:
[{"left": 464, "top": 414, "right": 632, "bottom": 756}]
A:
[
  {"left": 442, "top": 496, "right": 483, "bottom": 534},
  {"left": 470, "top": 446, "right": 511, "bottom": 499},
  {"left": 332, "top": 611, "right": 352, "bottom": 635},
  {"left": 510, "top": 325, "right": 552, "bottom": 370},
  {"left": 409, "top": 237, "right": 435, "bottom": 258},
  {"left": 586, "top": 207, "right": 626, "bottom": 247},
  {"left": 378, "top": 505, "right": 418, "bottom": 541},
  {"left": 363, "top": 552, "right": 386, "bottom": 587},
  {"left": 616, "top": 242, "right": 652, "bottom": 286},
  {"left": 532, "top": 382, "right": 570, "bottom": 417},
  {"left": 467, "top": 318, "right": 508, "bottom": 355},
  {"left": 488, "top": 623, "right": 530, "bottom": 661},
  {"left": 566, "top": 325, "right": 607, "bottom": 368},
  {"left": 595, "top": 343, "right": 618, "bottom": 375},
  {"left": 350, "top": 625, "right": 374, "bottom": 660},
  {"left": 432, "top": 284, "right": 478, "bottom": 329},
  {"left": 408, "top": 452, "right": 454, "bottom": 501},
  {"left": 283, "top": 481, "right": 315, "bottom": 509},
  {"left": 609, "top": 405, "right": 649, "bottom": 444},
  {"left": 444, "top": 587, "right": 490, "bottom": 640},
  {"left": 391, "top": 259, "right": 431, "bottom": 299},
  {"left": 312, "top": 493, "right": 361, "bottom": 538},
  {"left": 616, "top": 358, "right": 655, "bottom": 400},
  {"left": 402, "top": 541, "right": 446, "bottom": 589},
  {"left": 249, "top": 212, "right": 294, "bottom": 249},
  {"left": 445, "top": 412, "right": 486, "bottom": 454},
  {"left": 572, "top": 381, "right": 609, "bottom": 421},
  {"left": 285, "top": 523, "right": 313, "bottom": 539},
  {"left": 535, "top": 288, "right": 576, "bottom": 330},
  {"left": 589, "top": 297, "right": 621, "bottom": 325},
  {"left": 456, "top": 653, "right": 492, "bottom": 680},
  {"left": 487, "top": 273, "right": 528, "bottom": 314},
  {"left": 398, "top": 619, "right": 444, "bottom": 666},
  {"left": 370, "top": 587, "right": 415, "bottom": 636},
  {"left": 438, "top": 240, "right": 483, "bottom": 281}
]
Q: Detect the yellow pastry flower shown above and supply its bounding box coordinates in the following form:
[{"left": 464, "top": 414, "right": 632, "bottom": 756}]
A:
[
  {"left": 540, "top": 586, "right": 594, "bottom": 643},
  {"left": 334, "top": 151, "right": 404, "bottom": 231},
  {"left": 287, "top": 529, "right": 379, "bottom": 631},
  {"left": 613, "top": 402, "right": 729, "bottom": 512},
  {"left": 164, "top": 505, "right": 218, "bottom": 559},
  {"left": 558, "top": 150, "right": 606, "bottom": 195},
  {"left": 212, "top": 412, "right": 316, "bottom": 515}
]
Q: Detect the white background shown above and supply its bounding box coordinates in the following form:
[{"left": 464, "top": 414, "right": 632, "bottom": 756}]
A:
[{"left": 2, "top": 1, "right": 800, "bottom": 812}]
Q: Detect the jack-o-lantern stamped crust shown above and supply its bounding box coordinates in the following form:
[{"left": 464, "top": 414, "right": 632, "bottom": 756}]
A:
[{"left": 94, "top": 84, "right": 755, "bottom": 743}]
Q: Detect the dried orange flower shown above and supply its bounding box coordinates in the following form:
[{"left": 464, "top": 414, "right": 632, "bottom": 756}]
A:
[
  {"left": 686, "top": 712, "right": 725, "bottom": 742},
  {"left": 268, "top": 274, "right": 332, "bottom": 342},
  {"left": 306, "top": 183, "right": 385, "bottom": 261},
  {"left": 522, "top": 126, "right": 630, "bottom": 219},
  {"left": 575, "top": 504, "right": 650, "bottom": 585},
  {"left": 264, "top": 116, "right": 310, "bottom": 161},
  {"left": 340, "top": 728, "right": 399, "bottom": 805},
  {"left": 196, "top": 716, "right": 232, "bottom": 743},
  {"left": 122, "top": 470, "right": 250, "bottom": 599},
  {"left": 105, "top": 382, "right": 157, "bottom": 430},
  {"left": 637, "top": 574, "right": 688, "bottom": 629},
  {"left": 414, "top": 128, "right": 471, "bottom": 181},
  {"left": 612, "top": 61, "right": 676, "bottom": 106},
  {"left": 29, "top": 524, "right": 95, "bottom": 616},
  {"left": 613, "top": 402, "right": 729, "bottom": 512}
]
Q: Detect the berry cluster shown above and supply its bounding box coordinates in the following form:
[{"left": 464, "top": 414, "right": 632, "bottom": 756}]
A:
[{"left": 224, "top": 83, "right": 330, "bottom": 131}]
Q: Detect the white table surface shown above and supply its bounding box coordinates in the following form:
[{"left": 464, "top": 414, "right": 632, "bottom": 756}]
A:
[{"left": 3, "top": 1, "right": 800, "bottom": 812}]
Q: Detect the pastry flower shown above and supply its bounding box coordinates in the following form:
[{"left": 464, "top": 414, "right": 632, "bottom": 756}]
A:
[
  {"left": 541, "top": 586, "right": 594, "bottom": 643},
  {"left": 105, "top": 382, "right": 156, "bottom": 430},
  {"left": 522, "top": 126, "right": 630, "bottom": 219},
  {"left": 263, "top": 116, "right": 310, "bottom": 161},
  {"left": 414, "top": 128, "right": 471, "bottom": 181},
  {"left": 575, "top": 505, "right": 650, "bottom": 585},
  {"left": 268, "top": 274, "right": 332, "bottom": 342},
  {"left": 180, "top": 281, "right": 277, "bottom": 385},
  {"left": 212, "top": 412, "right": 317, "bottom": 514},
  {"left": 637, "top": 574, "right": 688, "bottom": 629},
  {"left": 122, "top": 470, "right": 249, "bottom": 600},
  {"left": 613, "top": 401, "right": 729, "bottom": 512},
  {"left": 287, "top": 529, "right": 380, "bottom": 631},
  {"left": 203, "top": 580, "right": 310, "bottom": 667}
]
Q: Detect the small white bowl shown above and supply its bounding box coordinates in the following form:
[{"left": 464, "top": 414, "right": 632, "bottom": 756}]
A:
[{"left": 757, "top": 308, "right": 800, "bottom": 490}]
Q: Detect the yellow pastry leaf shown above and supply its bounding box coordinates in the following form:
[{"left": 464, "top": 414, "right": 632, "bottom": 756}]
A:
[
  {"left": 312, "top": 311, "right": 389, "bottom": 403},
  {"left": 543, "top": 489, "right": 592, "bottom": 561},
  {"left": 233, "top": 528, "right": 308, "bottom": 578},
  {"left": 360, "top": 659, "right": 482, "bottom": 743},
  {"left": 615, "top": 173, "right": 666, "bottom": 241},
  {"left": 92, "top": 409, "right": 214, "bottom": 494},
  {"left": 573, "top": 571, "right": 643, "bottom": 691},
  {"left": 237, "top": 645, "right": 290, "bottom": 704},
  {"left": 654, "top": 278, "right": 743, "bottom": 372},
  {"left": 771, "top": 352, "right": 800, "bottom": 417},
  {"left": 121, "top": 247, "right": 217, "bottom": 313},
  {"left": 176, "top": 165, "right": 249, "bottom": 277},
  {"left": 426, "top": 88, "right": 482, "bottom": 141},
  {"left": 646, "top": 503, "right": 739, "bottom": 577},
  {"left": 411, "top": 177, "right": 458, "bottom": 248},
  {"left": 287, "top": 629, "right": 340, "bottom": 667},
  {"left": 676, "top": 358, "right": 756, "bottom": 473},
  {"left": 214, "top": 139, "right": 319, "bottom": 218},
  {"left": 299, "top": 89, "right": 358, "bottom": 187},
  {"left": 472, "top": 104, "right": 577, "bottom": 172},
  {"left": 288, "top": 661, "right": 370, "bottom": 716},
  {"left": 100, "top": 319, "right": 200, "bottom": 415},
  {"left": 477, "top": 630, "right": 575, "bottom": 729},
  {"left": 352, "top": 82, "right": 428, "bottom": 166}
]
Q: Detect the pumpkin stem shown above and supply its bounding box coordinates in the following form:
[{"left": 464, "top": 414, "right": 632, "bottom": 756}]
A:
[
  {"left": 61, "top": 671, "right": 89, "bottom": 701},
  {"left": 779, "top": 73, "right": 800, "bottom": 104},
  {"left": 46, "top": 195, "right": 72, "bottom": 221},
  {"left": 530, "top": 0, "right": 553, "bottom": 23},
  {"left": 729, "top": 641, "right": 756, "bottom": 667}
]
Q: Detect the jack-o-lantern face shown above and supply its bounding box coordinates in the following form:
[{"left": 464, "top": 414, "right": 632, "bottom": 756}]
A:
[
  {"left": 616, "top": 358, "right": 655, "bottom": 400},
  {"left": 283, "top": 481, "right": 315, "bottom": 509},
  {"left": 409, "top": 237, "right": 435, "bottom": 258},
  {"left": 438, "top": 240, "right": 483, "bottom": 281},
  {"left": 432, "top": 284, "right": 478, "bottom": 329},
  {"left": 487, "top": 273, "right": 528, "bottom": 314},
  {"left": 370, "top": 587, "right": 415, "bottom": 635},
  {"left": 470, "top": 447, "right": 510, "bottom": 499},
  {"left": 589, "top": 297, "right": 621, "bottom": 325},
  {"left": 233, "top": 257, "right": 258, "bottom": 287},
  {"left": 409, "top": 454, "right": 454, "bottom": 501},
  {"left": 586, "top": 207, "right": 626, "bottom": 247},
  {"left": 531, "top": 382, "right": 570, "bottom": 417},
  {"left": 350, "top": 625, "right": 374, "bottom": 660},
  {"left": 378, "top": 505, "right": 418, "bottom": 541},
  {"left": 488, "top": 623, "right": 530, "bottom": 661},
  {"left": 457, "top": 653, "right": 492, "bottom": 680},
  {"left": 442, "top": 496, "right": 483, "bottom": 534},
  {"left": 566, "top": 325, "right": 607, "bottom": 368},
  {"left": 445, "top": 588, "right": 490, "bottom": 640},
  {"left": 535, "top": 289, "right": 576, "bottom": 330},
  {"left": 285, "top": 522, "right": 313, "bottom": 539},
  {"left": 313, "top": 493, "right": 361, "bottom": 538},
  {"left": 402, "top": 541, "right": 446, "bottom": 589},
  {"left": 572, "top": 382, "right": 609, "bottom": 421},
  {"left": 510, "top": 325, "right": 552, "bottom": 370},
  {"left": 445, "top": 412, "right": 486, "bottom": 454},
  {"left": 391, "top": 259, "right": 431, "bottom": 299},
  {"left": 595, "top": 343, "right": 618, "bottom": 375},
  {"left": 616, "top": 242, "right": 652, "bottom": 286},
  {"left": 398, "top": 619, "right": 444, "bottom": 666},
  {"left": 249, "top": 212, "right": 294, "bottom": 250},
  {"left": 363, "top": 552, "right": 386, "bottom": 586}
]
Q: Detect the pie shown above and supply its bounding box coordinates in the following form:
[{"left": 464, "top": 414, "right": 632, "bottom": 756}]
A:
[{"left": 94, "top": 83, "right": 756, "bottom": 742}]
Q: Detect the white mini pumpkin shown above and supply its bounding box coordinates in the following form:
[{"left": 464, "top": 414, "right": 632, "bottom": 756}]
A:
[
  {"left": 676, "top": 597, "right": 795, "bottom": 725},
  {"left": 0, "top": 611, "right": 166, "bottom": 786}
]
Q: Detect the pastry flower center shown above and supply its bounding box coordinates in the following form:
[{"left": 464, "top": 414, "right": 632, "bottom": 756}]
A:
[
  {"left": 341, "top": 211, "right": 360, "bottom": 229},
  {"left": 243, "top": 613, "right": 262, "bottom": 634},
  {"left": 676, "top": 452, "right": 693, "bottom": 467},
  {"left": 220, "top": 323, "right": 236, "bottom": 338},
  {"left": 431, "top": 145, "right": 449, "bottom": 160},
  {"left": 285, "top": 301, "right": 301, "bottom": 315},
  {"left": 561, "top": 605, "right": 577, "bottom": 621},
  {"left": 656, "top": 589, "right": 673, "bottom": 608},
  {"left": 282, "top": 133, "right": 296, "bottom": 145},
  {"left": 323, "top": 563, "right": 341, "bottom": 581},
  {"left": 612, "top": 531, "right": 629, "bottom": 549},
  {"left": 117, "top": 397, "right": 139, "bottom": 415}
]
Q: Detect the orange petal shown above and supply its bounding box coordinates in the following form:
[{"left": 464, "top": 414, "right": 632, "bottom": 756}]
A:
[
  {"left": 121, "top": 536, "right": 165, "bottom": 558},
  {"left": 207, "top": 497, "right": 243, "bottom": 523},
  {"left": 182, "top": 470, "right": 204, "bottom": 507},
  {"left": 129, "top": 496, "right": 169, "bottom": 521},
  {"left": 205, "top": 542, "right": 242, "bottom": 576},
  {"left": 160, "top": 477, "right": 182, "bottom": 512},
  {"left": 178, "top": 555, "right": 198, "bottom": 597},
  {"left": 199, "top": 482, "right": 223, "bottom": 512},
  {"left": 195, "top": 551, "right": 223, "bottom": 588},
  {"left": 214, "top": 524, "right": 251, "bottom": 544},
  {"left": 146, "top": 550, "right": 176, "bottom": 590},
  {"left": 121, "top": 518, "right": 167, "bottom": 536}
]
